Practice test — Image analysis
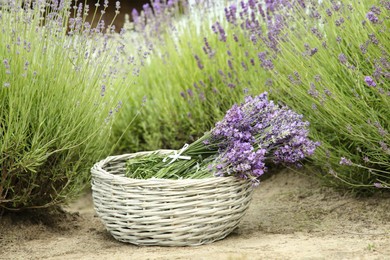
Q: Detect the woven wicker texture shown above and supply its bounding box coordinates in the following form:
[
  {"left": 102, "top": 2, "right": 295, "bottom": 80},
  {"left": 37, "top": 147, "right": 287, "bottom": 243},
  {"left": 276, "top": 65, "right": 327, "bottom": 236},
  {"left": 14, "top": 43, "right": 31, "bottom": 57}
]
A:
[{"left": 91, "top": 151, "right": 254, "bottom": 246}]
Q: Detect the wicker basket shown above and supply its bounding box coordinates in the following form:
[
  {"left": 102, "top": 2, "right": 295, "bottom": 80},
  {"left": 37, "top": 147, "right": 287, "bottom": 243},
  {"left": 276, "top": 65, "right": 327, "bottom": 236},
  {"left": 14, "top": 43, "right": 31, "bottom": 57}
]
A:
[{"left": 91, "top": 150, "right": 254, "bottom": 246}]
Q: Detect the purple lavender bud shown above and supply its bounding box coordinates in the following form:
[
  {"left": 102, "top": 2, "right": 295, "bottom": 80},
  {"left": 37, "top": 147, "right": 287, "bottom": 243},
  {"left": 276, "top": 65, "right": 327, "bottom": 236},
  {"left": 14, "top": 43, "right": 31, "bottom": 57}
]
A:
[
  {"left": 257, "top": 52, "right": 266, "bottom": 61},
  {"left": 339, "top": 157, "right": 353, "bottom": 165},
  {"left": 308, "top": 83, "right": 319, "bottom": 98},
  {"left": 258, "top": 5, "right": 265, "bottom": 19},
  {"left": 194, "top": 55, "right": 204, "bottom": 70},
  {"left": 100, "top": 85, "right": 106, "bottom": 96},
  {"left": 131, "top": 9, "right": 139, "bottom": 22},
  {"left": 335, "top": 18, "right": 344, "bottom": 26},
  {"left": 3, "top": 59, "right": 10, "bottom": 69},
  {"left": 311, "top": 27, "right": 322, "bottom": 39},
  {"left": 360, "top": 44, "right": 367, "bottom": 54},
  {"left": 338, "top": 53, "right": 347, "bottom": 64},
  {"left": 379, "top": 141, "right": 389, "bottom": 153},
  {"left": 310, "top": 48, "right": 318, "bottom": 56},
  {"left": 211, "top": 24, "right": 217, "bottom": 34},
  {"left": 202, "top": 46, "right": 208, "bottom": 55},
  {"left": 262, "top": 60, "right": 274, "bottom": 70},
  {"left": 312, "top": 10, "right": 321, "bottom": 19},
  {"left": 324, "top": 89, "right": 332, "bottom": 96},
  {"left": 23, "top": 61, "right": 29, "bottom": 71},
  {"left": 297, "top": 0, "right": 305, "bottom": 8},
  {"left": 369, "top": 34, "right": 379, "bottom": 45},
  {"left": 241, "top": 61, "right": 248, "bottom": 71},
  {"left": 250, "top": 34, "right": 257, "bottom": 44},
  {"left": 364, "top": 76, "right": 376, "bottom": 87},
  {"left": 288, "top": 75, "right": 295, "bottom": 84},
  {"left": 371, "top": 5, "right": 381, "bottom": 15},
  {"left": 199, "top": 92, "right": 206, "bottom": 102},
  {"left": 152, "top": 1, "right": 161, "bottom": 14},
  {"left": 333, "top": 3, "right": 341, "bottom": 11},
  {"left": 248, "top": 0, "right": 256, "bottom": 9},
  {"left": 374, "top": 183, "right": 383, "bottom": 188},
  {"left": 228, "top": 59, "right": 233, "bottom": 70},
  {"left": 214, "top": 22, "right": 227, "bottom": 42},
  {"left": 230, "top": 3, "right": 237, "bottom": 13},
  {"left": 167, "top": 0, "right": 174, "bottom": 7},
  {"left": 366, "top": 11, "right": 379, "bottom": 23},
  {"left": 204, "top": 37, "right": 211, "bottom": 51}
]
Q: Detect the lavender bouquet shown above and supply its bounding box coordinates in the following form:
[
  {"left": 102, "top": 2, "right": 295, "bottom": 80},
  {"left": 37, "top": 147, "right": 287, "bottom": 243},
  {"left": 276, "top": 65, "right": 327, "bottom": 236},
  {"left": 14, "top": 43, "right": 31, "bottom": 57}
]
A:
[{"left": 125, "top": 92, "right": 320, "bottom": 185}]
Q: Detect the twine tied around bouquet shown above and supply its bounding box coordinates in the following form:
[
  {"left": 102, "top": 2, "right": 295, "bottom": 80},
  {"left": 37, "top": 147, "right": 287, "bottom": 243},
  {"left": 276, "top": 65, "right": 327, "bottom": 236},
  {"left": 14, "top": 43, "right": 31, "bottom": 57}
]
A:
[{"left": 163, "top": 144, "right": 191, "bottom": 165}]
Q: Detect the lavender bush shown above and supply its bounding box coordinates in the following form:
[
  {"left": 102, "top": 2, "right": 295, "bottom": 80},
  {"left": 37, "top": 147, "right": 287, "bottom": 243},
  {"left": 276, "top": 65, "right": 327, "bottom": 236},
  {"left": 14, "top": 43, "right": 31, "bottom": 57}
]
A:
[
  {"left": 118, "top": 0, "right": 389, "bottom": 192},
  {"left": 197, "top": 0, "right": 389, "bottom": 192},
  {"left": 125, "top": 92, "right": 319, "bottom": 185},
  {"left": 112, "top": 0, "right": 249, "bottom": 152},
  {"left": 0, "top": 0, "right": 141, "bottom": 210}
]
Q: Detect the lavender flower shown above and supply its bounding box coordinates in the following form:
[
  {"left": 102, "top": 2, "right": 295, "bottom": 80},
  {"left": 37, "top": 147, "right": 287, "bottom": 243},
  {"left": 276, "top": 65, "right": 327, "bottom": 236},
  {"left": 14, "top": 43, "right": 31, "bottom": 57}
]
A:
[
  {"left": 366, "top": 11, "right": 379, "bottom": 23},
  {"left": 338, "top": 53, "right": 347, "bottom": 64},
  {"left": 228, "top": 59, "right": 233, "bottom": 70},
  {"left": 364, "top": 76, "right": 377, "bottom": 87},
  {"left": 100, "top": 84, "right": 106, "bottom": 97},
  {"left": 194, "top": 55, "right": 204, "bottom": 70},
  {"left": 308, "top": 83, "right": 319, "bottom": 98},
  {"left": 310, "top": 48, "right": 318, "bottom": 56},
  {"left": 335, "top": 18, "right": 344, "bottom": 26},
  {"left": 209, "top": 92, "right": 319, "bottom": 184},
  {"left": 340, "top": 157, "right": 353, "bottom": 166},
  {"left": 370, "top": 6, "right": 381, "bottom": 15}
]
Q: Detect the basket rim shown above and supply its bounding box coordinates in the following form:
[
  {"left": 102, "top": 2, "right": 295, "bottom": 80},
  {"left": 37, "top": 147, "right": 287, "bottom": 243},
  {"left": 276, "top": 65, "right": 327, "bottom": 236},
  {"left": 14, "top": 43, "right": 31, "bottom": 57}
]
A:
[{"left": 91, "top": 150, "right": 249, "bottom": 185}]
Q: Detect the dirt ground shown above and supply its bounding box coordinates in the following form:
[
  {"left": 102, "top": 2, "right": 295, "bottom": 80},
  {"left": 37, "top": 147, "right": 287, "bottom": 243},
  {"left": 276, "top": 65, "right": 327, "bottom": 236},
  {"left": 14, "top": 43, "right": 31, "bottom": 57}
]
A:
[{"left": 1, "top": 169, "right": 390, "bottom": 260}]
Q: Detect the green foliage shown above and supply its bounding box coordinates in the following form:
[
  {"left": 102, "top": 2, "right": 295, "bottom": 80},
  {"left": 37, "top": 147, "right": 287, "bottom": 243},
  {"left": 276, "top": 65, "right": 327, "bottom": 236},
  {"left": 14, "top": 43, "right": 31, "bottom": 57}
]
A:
[{"left": 0, "top": 0, "right": 137, "bottom": 209}]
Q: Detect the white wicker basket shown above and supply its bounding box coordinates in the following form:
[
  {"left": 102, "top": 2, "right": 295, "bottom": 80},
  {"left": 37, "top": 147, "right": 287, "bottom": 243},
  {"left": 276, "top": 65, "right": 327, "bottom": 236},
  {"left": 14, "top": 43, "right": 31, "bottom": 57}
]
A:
[{"left": 91, "top": 150, "right": 254, "bottom": 246}]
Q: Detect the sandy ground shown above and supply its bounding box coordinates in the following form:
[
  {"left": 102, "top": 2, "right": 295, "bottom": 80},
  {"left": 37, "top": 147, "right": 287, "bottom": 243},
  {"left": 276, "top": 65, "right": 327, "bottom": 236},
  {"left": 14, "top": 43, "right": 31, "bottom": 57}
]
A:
[{"left": 1, "top": 169, "right": 390, "bottom": 260}]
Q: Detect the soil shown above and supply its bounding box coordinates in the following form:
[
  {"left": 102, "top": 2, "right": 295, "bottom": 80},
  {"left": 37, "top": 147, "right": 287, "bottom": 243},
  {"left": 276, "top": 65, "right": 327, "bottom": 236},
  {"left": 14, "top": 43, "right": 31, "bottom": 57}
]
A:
[{"left": 1, "top": 169, "right": 390, "bottom": 260}]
